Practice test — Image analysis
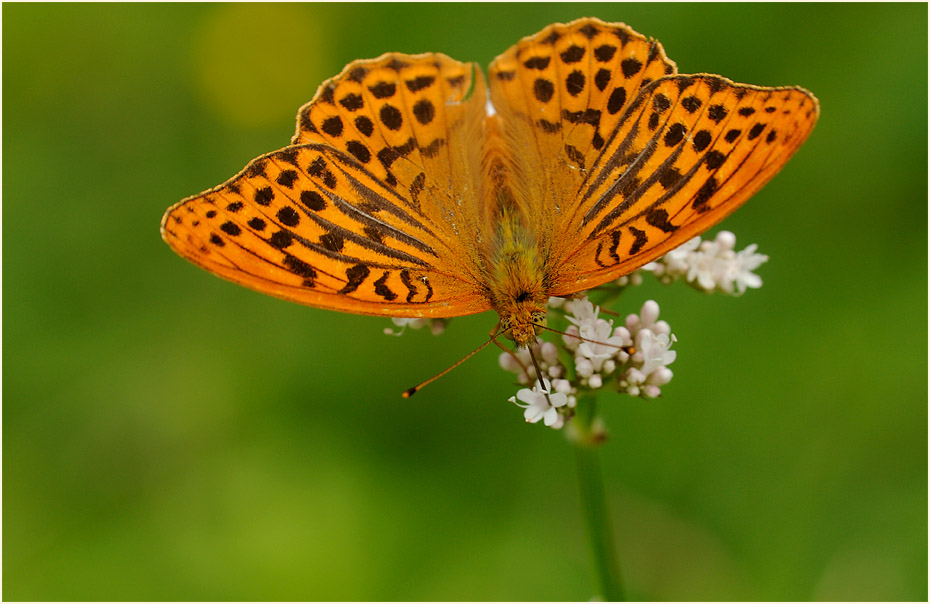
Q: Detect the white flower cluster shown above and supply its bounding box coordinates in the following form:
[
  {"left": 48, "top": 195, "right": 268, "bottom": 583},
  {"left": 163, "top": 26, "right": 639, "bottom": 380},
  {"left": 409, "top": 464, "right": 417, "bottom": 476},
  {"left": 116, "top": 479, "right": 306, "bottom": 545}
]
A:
[
  {"left": 562, "top": 298, "right": 676, "bottom": 399},
  {"left": 643, "top": 230, "right": 768, "bottom": 295},
  {"left": 501, "top": 297, "right": 677, "bottom": 430}
]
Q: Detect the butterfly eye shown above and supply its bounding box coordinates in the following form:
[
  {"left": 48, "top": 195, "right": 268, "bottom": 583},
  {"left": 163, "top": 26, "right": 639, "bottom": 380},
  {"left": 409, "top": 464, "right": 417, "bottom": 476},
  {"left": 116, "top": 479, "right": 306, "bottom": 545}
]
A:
[{"left": 498, "top": 317, "right": 514, "bottom": 337}]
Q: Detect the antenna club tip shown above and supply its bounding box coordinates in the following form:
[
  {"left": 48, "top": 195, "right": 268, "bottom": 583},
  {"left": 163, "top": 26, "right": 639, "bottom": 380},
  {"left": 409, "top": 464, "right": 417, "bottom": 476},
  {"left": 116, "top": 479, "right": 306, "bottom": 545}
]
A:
[{"left": 402, "top": 387, "right": 417, "bottom": 398}]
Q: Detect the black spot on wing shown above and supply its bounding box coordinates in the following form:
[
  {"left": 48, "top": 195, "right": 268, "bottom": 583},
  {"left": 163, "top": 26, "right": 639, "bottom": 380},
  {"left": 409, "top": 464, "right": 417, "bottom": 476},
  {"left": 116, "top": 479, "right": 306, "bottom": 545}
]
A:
[
  {"left": 283, "top": 254, "right": 317, "bottom": 283},
  {"left": 628, "top": 226, "right": 647, "bottom": 254},
  {"left": 355, "top": 115, "right": 374, "bottom": 137},
  {"left": 338, "top": 264, "right": 370, "bottom": 294},
  {"left": 368, "top": 81, "right": 396, "bottom": 99},
  {"left": 374, "top": 271, "right": 398, "bottom": 301},
  {"left": 560, "top": 45, "right": 585, "bottom": 63},
  {"left": 405, "top": 75, "right": 434, "bottom": 92},
  {"left": 645, "top": 208, "right": 676, "bottom": 233},
  {"left": 621, "top": 58, "right": 642, "bottom": 77},
  {"left": 524, "top": 56, "right": 550, "bottom": 70},
  {"left": 339, "top": 93, "right": 364, "bottom": 111},
  {"left": 380, "top": 105, "right": 403, "bottom": 130},
  {"left": 692, "top": 177, "right": 717, "bottom": 212},
  {"left": 413, "top": 99, "right": 435, "bottom": 125},
  {"left": 321, "top": 116, "right": 343, "bottom": 137},
  {"left": 276, "top": 170, "right": 298, "bottom": 188},
  {"left": 534, "top": 78, "right": 554, "bottom": 103},
  {"left": 594, "top": 44, "right": 617, "bottom": 62},
  {"left": 400, "top": 269, "right": 417, "bottom": 303},
  {"left": 607, "top": 87, "right": 626, "bottom": 114}
]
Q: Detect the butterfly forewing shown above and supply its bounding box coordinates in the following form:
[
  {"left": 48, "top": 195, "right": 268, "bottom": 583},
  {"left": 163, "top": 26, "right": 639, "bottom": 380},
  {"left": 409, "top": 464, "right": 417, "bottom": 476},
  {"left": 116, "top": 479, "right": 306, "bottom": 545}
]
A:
[
  {"left": 161, "top": 143, "right": 490, "bottom": 318},
  {"left": 549, "top": 75, "right": 819, "bottom": 294}
]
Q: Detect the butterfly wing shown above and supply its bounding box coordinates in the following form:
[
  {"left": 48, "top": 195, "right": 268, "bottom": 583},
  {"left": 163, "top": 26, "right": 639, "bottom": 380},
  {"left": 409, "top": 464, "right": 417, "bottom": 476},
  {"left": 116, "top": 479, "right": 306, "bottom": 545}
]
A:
[
  {"left": 487, "top": 17, "right": 818, "bottom": 296},
  {"left": 550, "top": 76, "right": 819, "bottom": 294},
  {"left": 162, "top": 53, "right": 493, "bottom": 318}
]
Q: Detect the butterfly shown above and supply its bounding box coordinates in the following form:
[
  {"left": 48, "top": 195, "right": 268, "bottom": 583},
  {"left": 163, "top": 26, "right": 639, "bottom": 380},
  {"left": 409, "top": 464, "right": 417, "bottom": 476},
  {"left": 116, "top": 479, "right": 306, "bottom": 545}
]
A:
[{"left": 162, "top": 17, "right": 818, "bottom": 354}]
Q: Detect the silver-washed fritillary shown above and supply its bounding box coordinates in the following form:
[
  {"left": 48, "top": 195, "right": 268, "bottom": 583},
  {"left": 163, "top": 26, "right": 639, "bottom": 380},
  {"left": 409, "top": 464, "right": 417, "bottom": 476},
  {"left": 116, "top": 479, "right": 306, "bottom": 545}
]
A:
[{"left": 162, "top": 17, "right": 818, "bottom": 351}]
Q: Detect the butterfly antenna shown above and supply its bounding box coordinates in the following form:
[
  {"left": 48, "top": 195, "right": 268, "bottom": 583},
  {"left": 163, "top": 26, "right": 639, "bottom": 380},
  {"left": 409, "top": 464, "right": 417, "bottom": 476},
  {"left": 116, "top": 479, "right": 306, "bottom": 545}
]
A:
[
  {"left": 536, "top": 323, "right": 635, "bottom": 355},
  {"left": 402, "top": 332, "right": 501, "bottom": 398}
]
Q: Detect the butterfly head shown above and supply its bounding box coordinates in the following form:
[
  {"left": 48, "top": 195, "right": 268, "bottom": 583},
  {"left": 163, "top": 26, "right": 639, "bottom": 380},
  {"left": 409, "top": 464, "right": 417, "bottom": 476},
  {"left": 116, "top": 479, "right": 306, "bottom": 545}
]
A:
[{"left": 499, "top": 302, "right": 548, "bottom": 349}]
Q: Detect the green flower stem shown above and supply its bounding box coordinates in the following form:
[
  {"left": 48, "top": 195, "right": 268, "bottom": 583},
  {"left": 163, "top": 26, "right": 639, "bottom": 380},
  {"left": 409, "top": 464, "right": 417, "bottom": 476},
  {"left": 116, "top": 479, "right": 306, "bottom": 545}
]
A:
[{"left": 571, "top": 395, "right": 624, "bottom": 601}]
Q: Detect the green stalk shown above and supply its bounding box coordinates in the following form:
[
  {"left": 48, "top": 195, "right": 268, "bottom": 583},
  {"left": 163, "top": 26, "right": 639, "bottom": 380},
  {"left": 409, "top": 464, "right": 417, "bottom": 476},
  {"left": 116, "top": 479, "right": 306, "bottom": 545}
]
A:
[{"left": 571, "top": 395, "right": 624, "bottom": 601}]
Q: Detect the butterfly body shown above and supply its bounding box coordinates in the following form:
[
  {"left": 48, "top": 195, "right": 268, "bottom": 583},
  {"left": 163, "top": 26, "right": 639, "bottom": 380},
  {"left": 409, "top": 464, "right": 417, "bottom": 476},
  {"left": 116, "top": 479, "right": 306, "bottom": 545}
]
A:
[
  {"left": 162, "top": 18, "right": 818, "bottom": 345},
  {"left": 482, "top": 202, "right": 550, "bottom": 346}
]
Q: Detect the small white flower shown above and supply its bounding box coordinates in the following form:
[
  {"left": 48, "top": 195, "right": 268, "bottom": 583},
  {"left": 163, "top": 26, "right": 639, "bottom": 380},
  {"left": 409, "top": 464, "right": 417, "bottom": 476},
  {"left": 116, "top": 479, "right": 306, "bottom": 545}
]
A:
[
  {"left": 636, "top": 330, "right": 677, "bottom": 377},
  {"left": 565, "top": 298, "right": 600, "bottom": 327},
  {"left": 652, "top": 236, "right": 701, "bottom": 280},
  {"left": 578, "top": 319, "right": 625, "bottom": 371},
  {"left": 383, "top": 317, "right": 419, "bottom": 336},
  {"left": 575, "top": 357, "right": 594, "bottom": 378},
  {"left": 509, "top": 378, "right": 569, "bottom": 428},
  {"left": 729, "top": 243, "right": 768, "bottom": 295}
]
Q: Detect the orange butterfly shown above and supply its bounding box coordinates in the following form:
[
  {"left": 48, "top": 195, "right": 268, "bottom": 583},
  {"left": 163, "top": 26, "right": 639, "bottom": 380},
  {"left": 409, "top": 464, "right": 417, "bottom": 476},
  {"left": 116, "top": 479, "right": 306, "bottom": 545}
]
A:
[{"left": 162, "top": 17, "right": 818, "bottom": 351}]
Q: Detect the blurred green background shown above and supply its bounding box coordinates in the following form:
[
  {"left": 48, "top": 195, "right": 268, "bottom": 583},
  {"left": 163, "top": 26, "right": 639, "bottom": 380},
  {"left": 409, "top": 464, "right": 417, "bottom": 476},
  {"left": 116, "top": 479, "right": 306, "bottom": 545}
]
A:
[{"left": 4, "top": 3, "right": 926, "bottom": 601}]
